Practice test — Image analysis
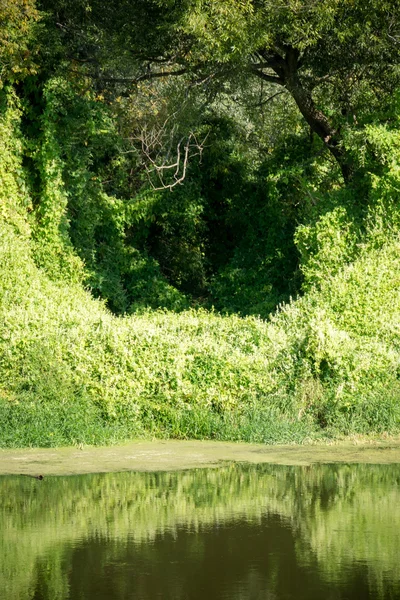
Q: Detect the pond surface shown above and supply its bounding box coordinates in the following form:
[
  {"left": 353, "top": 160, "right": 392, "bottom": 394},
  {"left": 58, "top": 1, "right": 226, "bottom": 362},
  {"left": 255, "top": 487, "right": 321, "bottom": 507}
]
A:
[{"left": 1, "top": 463, "right": 400, "bottom": 600}]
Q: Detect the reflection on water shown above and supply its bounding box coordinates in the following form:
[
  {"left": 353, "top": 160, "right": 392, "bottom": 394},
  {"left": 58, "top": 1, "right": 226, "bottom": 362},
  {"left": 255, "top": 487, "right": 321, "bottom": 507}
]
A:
[{"left": 1, "top": 463, "right": 400, "bottom": 599}]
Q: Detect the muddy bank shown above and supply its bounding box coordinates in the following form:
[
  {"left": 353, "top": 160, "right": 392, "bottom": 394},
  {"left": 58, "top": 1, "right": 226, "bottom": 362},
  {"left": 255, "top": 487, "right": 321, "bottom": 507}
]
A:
[{"left": 0, "top": 438, "right": 400, "bottom": 476}]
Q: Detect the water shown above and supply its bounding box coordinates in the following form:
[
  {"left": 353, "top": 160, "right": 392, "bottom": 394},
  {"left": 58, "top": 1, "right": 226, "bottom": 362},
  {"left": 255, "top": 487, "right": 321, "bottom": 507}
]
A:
[{"left": 1, "top": 463, "right": 400, "bottom": 599}]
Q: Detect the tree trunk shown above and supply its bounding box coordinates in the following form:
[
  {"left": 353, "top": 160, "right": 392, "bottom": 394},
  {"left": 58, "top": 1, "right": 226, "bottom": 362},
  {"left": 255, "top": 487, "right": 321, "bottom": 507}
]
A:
[
  {"left": 253, "top": 46, "right": 352, "bottom": 182},
  {"left": 284, "top": 67, "right": 351, "bottom": 182}
]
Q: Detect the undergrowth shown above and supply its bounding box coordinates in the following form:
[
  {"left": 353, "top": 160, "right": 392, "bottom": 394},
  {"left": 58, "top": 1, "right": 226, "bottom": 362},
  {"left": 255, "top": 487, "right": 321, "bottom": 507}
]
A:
[
  {"left": 1, "top": 89, "right": 400, "bottom": 447},
  {"left": 1, "top": 213, "right": 400, "bottom": 447}
]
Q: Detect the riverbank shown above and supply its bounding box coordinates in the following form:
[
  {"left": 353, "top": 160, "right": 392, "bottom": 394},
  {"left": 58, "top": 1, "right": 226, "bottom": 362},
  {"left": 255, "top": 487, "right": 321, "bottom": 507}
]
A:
[
  {"left": 1, "top": 437, "right": 400, "bottom": 476},
  {"left": 2, "top": 211, "right": 400, "bottom": 449}
]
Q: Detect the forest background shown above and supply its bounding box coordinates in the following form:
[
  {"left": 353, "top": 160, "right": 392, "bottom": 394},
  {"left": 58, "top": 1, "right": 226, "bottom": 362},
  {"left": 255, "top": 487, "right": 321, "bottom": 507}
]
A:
[{"left": 1, "top": 0, "right": 400, "bottom": 447}]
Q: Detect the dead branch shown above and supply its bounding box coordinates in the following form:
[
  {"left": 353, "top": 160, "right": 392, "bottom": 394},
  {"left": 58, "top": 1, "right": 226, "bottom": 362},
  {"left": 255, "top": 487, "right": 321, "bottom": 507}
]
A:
[{"left": 137, "top": 129, "right": 209, "bottom": 191}]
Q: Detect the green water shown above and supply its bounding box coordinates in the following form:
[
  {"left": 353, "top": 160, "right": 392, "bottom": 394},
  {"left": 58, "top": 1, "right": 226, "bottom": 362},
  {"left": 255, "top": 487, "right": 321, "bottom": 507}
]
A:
[{"left": 1, "top": 463, "right": 400, "bottom": 599}]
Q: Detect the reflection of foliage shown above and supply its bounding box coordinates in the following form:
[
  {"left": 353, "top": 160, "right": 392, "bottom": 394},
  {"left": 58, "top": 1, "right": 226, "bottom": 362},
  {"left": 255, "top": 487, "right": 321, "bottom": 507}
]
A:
[{"left": 1, "top": 464, "right": 400, "bottom": 599}]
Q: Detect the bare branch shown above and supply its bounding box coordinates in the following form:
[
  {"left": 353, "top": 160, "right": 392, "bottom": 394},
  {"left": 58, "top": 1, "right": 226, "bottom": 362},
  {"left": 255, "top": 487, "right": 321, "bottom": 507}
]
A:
[
  {"left": 387, "top": 33, "right": 400, "bottom": 45},
  {"left": 92, "top": 68, "right": 188, "bottom": 86},
  {"left": 137, "top": 130, "right": 209, "bottom": 191},
  {"left": 249, "top": 67, "right": 283, "bottom": 86},
  {"left": 234, "top": 90, "right": 286, "bottom": 109}
]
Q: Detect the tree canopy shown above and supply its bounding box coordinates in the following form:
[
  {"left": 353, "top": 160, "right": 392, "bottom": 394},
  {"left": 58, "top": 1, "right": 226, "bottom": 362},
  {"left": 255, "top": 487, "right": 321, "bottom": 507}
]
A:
[
  {"left": 35, "top": 0, "right": 400, "bottom": 181},
  {"left": 0, "top": 0, "right": 40, "bottom": 83}
]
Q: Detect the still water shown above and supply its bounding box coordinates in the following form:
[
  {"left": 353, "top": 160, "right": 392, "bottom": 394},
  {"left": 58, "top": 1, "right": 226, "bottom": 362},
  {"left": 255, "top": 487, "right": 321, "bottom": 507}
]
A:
[{"left": 1, "top": 463, "right": 400, "bottom": 600}]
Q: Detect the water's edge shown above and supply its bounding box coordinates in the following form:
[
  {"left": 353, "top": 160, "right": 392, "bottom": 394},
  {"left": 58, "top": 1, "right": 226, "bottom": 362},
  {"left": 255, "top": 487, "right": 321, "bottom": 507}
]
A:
[{"left": 1, "top": 438, "right": 400, "bottom": 476}]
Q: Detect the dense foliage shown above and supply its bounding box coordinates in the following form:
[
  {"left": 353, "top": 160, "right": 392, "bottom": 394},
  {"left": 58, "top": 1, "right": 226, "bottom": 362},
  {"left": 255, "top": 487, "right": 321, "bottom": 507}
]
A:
[{"left": 0, "top": 0, "right": 400, "bottom": 446}]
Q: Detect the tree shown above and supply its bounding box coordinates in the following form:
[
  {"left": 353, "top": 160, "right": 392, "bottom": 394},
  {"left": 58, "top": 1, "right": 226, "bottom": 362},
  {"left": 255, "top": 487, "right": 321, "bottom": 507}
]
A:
[
  {"left": 164, "top": 0, "right": 400, "bottom": 182},
  {"left": 0, "top": 0, "right": 40, "bottom": 84},
  {"left": 37, "top": 0, "right": 400, "bottom": 182}
]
